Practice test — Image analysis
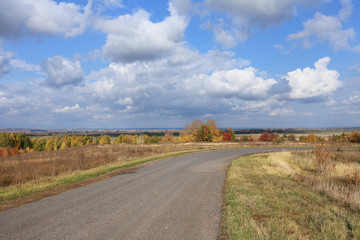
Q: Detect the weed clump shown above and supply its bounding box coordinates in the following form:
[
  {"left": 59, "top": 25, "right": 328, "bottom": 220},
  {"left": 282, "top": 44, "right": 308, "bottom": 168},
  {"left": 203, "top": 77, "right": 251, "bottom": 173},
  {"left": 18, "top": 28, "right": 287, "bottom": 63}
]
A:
[{"left": 312, "top": 143, "right": 335, "bottom": 174}]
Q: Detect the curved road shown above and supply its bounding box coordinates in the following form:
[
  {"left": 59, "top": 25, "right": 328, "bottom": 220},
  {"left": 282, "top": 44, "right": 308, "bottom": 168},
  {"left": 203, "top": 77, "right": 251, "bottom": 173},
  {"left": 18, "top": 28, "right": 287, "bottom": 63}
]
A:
[{"left": 0, "top": 148, "right": 302, "bottom": 240}]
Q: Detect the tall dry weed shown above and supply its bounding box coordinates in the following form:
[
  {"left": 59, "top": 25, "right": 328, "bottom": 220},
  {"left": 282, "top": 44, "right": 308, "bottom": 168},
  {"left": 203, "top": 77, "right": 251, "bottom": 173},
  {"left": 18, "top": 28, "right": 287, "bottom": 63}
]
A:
[{"left": 312, "top": 143, "right": 335, "bottom": 174}]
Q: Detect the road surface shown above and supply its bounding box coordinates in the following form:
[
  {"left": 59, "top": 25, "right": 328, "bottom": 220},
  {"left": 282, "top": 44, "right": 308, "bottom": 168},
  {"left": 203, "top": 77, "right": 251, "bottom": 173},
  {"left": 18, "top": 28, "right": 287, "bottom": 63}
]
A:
[{"left": 0, "top": 148, "right": 299, "bottom": 240}]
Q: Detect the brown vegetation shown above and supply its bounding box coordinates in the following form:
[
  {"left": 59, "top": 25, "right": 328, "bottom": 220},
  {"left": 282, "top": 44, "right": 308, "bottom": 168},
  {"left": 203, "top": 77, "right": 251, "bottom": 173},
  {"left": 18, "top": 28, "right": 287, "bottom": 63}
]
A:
[
  {"left": 0, "top": 142, "right": 242, "bottom": 188},
  {"left": 222, "top": 150, "right": 360, "bottom": 239}
]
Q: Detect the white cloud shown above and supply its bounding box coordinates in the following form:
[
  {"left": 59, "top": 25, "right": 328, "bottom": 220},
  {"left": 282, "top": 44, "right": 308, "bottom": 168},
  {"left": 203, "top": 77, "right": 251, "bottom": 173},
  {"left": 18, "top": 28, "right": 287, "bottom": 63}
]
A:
[
  {"left": 116, "top": 97, "right": 133, "bottom": 106},
  {"left": 288, "top": 0, "right": 356, "bottom": 50},
  {"left": 202, "top": 0, "right": 323, "bottom": 47},
  {"left": 270, "top": 108, "right": 294, "bottom": 116},
  {"left": 54, "top": 104, "right": 81, "bottom": 113},
  {"left": 0, "top": 47, "right": 14, "bottom": 78},
  {"left": 0, "top": 0, "right": 91, "bottom": 38},
  {"left": 343, "top": 95, "right": 360, "bottom": 105},
  {"left": 348, "top": 63, "right": 360, "bottom": 73},
  {"left": 169, "top": 0, "right": 192, "bottom": 16},
  {"left": 202, "top": 19, "right": 251, "bottom": 48},
  {"left": 83, "top": 46, "right": 258, "bottom": 119},
  {"left": 205, "top": 0, "right": 305, "bottom": 26},
  {"left": 42, "top": 56, "right": 84, "bottom": 88},
  {"left": 284, "top": 57, "right": 341, "bottom": 100},
  {"left": 354, "top": 44, "right": 360, "bottom": 53},
  {"left": 10, "top": 59, "right": 41, "bottom": 72},
  {"left": 101, "top": 0, "right": 123, "bottom": 8},
  {"left": 95, "top": 3, "right": 188, "bottom": 62},
  {"left": 182, "top": 67, "right": 277, "bottom": 102}
]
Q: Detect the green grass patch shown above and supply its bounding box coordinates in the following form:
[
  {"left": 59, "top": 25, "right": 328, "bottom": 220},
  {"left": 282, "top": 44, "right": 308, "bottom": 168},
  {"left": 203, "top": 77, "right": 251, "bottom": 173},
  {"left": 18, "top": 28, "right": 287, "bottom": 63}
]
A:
[
  {"left": 221, "top": 153, "right": 360, "bottom": 240},
  {"left": 0, "top": 151, "right": 194, "bottom": 204}
]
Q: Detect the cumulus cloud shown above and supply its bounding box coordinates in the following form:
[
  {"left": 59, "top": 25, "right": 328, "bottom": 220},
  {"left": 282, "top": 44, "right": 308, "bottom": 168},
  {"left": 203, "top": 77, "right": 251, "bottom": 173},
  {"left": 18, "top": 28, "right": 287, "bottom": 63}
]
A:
[
  {"left": 201, "top": 19, "right": 251, "bottom": 48},
  {"left": 0, "top": 47, "right": 14, "bottom": 78},
  {"left": 343, "top": 95, "right": 360, "bottom": 105},
  {"left": 288, "top": 0, "right": 356, "bottom": 50},
  {"left": 270, "top": 108, "right": 294, "bottom": 116},
  {"left": 185, "top": 68, "right": 277, "bottom": 99},
  {"left": 169, "top": 0, "right": 192, "bottom": 16},
  {"left": 95, "top": 3, "right": 188, "bottom": 62},
  {"left": 83, "top": 46, "right": 257, "bottom": 119},
  {"left": 101, "top": 0, "right": 123, "bottom": 8},
  {"left": 42, "top": 56, "right": 84, "bottom": 88},
  {"left": 205, "top": 0, "right": 309, "bottom": 27},
  {"left": 284, "top": 57, "right": 341, "bottom": 100},
  {"left": 0, "top": 0, "right": 91, "bottom": 38},
  {"left": 54, "top": 104, "right": 81, "bottom": 113},
  {"left": 202, "top": 0, "right": 322, "bottom": 47},
  {"left": 10, "top": 59, "right": 41, "bottom": 72}
]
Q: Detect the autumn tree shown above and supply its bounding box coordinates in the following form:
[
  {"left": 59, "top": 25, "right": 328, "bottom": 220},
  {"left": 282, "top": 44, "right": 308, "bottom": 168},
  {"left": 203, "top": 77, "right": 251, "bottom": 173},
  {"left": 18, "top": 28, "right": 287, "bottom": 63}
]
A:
[
  {"left": 206, "top": 119, "right": 220, "bottom": 138},
  {"left": 33, "top": 138, "right": 46, "bottom": 151},
  {"left": 162, "top": 133, "right": 174, "bottom": 143},
  {"left": 98, "top": 135, "right": 111, "bottom": 144},
  {"left": 287, "top": 134, "right": 297, "bottom": 141},
  {"left": 196, "top": 124, "right": 213, "bottom": 142},
  {"left": 227, "top": 128, "right": 236, "bottom": 141},
  {"left": 259, "top": 132, "right": 269, "bottom": 141},
  {"left": 182, "top": 119, "right": 220, "bottom": 142},
  {"left": 307, "top": 133, "right": 317, "bottom": 143},
  {"left": 222, "top": 132, "right": 232, "bottom": 142},
  {"left": 347, "top": 131, "right": 360, "bottom": 143}
]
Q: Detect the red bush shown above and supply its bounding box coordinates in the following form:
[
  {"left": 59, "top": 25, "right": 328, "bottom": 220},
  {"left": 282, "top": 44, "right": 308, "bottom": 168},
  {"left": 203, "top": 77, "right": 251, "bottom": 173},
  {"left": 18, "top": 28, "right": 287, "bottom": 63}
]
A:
[
  {"left": 222, "top": 132, "right": 232, "bottom": 142},
  {"left": 259, "top": 132, "right": 269, "bottom": 141}
]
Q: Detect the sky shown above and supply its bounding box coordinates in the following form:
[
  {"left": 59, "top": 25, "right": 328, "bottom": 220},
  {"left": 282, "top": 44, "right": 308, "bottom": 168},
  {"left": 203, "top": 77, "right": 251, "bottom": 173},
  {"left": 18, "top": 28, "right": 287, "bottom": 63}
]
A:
[{"left": 0, "top": 0, "right": 359, "bottom": 129}]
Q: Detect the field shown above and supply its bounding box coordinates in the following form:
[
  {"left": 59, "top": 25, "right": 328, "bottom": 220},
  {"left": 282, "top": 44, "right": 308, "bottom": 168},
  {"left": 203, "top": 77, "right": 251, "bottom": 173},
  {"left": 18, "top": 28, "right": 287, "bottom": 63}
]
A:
[
  {"left": 1, "top": 136, "right": 360, "bottom": 238},
  {"left": 221, "top": 148, "right": 360, "bottom": 239},
  {"left": 0, "top": 142, "right": 252, "bottom": 210}
]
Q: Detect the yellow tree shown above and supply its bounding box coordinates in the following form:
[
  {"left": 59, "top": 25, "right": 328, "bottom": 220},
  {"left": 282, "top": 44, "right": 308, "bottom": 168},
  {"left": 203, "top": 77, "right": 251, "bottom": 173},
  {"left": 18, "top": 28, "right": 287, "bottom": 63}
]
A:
[
  {"left": 206, "top": 119, "right": 219, "bottom": 137},
  {"left": 307, "top": 133, "right": 317, "bottom": 143}
]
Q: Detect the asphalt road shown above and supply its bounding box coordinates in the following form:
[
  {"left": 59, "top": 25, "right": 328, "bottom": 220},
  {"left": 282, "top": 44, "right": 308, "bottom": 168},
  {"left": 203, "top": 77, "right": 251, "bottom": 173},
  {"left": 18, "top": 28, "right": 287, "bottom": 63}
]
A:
[{"left": 0, "top": 148, "right": 300, "bottom": 240}]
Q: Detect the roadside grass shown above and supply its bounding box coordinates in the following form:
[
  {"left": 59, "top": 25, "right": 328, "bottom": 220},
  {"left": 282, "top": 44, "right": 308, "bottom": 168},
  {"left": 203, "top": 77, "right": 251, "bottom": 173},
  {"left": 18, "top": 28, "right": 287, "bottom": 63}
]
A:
[
  {"left": 0, "top": 141, "right": 312, "bottom": 190},
  {"left": 0, "top": 151, "right": 195, "bottom": 206},
  {"left": 0, "top": 142, "right": 258, "bottom": 207},
  {"left": 222, "top": 150, "right": 360, "bottom": 240}
]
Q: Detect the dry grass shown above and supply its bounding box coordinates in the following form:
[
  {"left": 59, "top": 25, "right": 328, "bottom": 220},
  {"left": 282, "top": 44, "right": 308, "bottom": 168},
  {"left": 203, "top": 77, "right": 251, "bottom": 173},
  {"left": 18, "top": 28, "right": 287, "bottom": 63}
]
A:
[
  {"left": 286, "top": 149, "right": 360, "bottom": 209},
  {"left": 0, "top": 141, "right": 310, "bottom": 188},
  {"left": 222, "top": 149, "right": 360, "bottom": 240},
  {"left": 0, "top": 144, "right": 161, "bottom": 187},
  {"left": 0, "top": 142, "right": 256, "bottom": 205}
]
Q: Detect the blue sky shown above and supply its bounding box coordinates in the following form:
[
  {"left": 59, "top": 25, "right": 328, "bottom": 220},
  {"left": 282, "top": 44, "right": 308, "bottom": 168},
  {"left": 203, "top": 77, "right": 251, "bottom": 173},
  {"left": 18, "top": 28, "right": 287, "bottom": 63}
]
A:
[{"left": 0, "top": 0, "right": 359, "bottom": 129}]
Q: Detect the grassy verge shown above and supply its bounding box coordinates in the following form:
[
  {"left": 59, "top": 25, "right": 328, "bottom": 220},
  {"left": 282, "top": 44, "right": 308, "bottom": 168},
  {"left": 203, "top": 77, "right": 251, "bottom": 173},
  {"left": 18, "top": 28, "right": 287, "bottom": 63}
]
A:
[
  {"left": 221, "top": 151, "right": 360, "bottom": 240},
  {"left": 0, "top": 151, "right": 194, "bottom": 206}
]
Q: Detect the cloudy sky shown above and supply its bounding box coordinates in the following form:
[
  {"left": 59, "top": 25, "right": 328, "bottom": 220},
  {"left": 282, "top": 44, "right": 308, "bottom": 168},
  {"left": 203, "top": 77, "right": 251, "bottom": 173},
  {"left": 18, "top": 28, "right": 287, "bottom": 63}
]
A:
[{"left": 0, "top": 0, "right": 359, "bottom": 129}]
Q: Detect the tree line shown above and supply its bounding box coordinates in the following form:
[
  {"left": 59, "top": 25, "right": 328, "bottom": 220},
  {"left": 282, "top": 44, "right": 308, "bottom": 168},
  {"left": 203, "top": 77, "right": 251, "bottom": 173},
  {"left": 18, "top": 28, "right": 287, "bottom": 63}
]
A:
[{"left": 1, "top": 120, "right": 360, "bottom": 157}]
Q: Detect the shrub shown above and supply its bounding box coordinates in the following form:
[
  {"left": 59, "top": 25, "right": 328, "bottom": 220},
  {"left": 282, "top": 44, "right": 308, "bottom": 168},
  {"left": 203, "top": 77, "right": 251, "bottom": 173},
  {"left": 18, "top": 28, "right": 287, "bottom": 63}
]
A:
[
  {"left": 307, "top": 133, "right": 317, "bottom": 143},
  {"left": 312, "top": 143, "right": 335, "bottom": 174},
  {"left": 161, "top": 133, "right": 174, "bottom": 143},
  {"left": 241, "top": 135, "right": 250, "bottom": 142},
  {"left": 287, "top": 134, "right": 296, "bottom": 141},
  {"left": 222, "top": 132, "right": 232, "bottom": 142},
  {"left": 345, "top": 166, "right": 360, "bottom": 185},
  {"left": 259, "top": 132, "right": 269, "bottom": 141},
  {"left": 347, "top": 131, "right": 360, "bottom": 143}
]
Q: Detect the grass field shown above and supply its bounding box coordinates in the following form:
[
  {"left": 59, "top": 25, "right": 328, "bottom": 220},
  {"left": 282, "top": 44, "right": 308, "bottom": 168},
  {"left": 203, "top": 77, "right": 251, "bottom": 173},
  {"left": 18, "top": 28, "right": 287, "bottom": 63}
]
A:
[
  {"left": 0, "top": 142, "right": 256, "bottom": 210},
  {"left": 221, "top": 149, "right": 360, "bottom": 240}
]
